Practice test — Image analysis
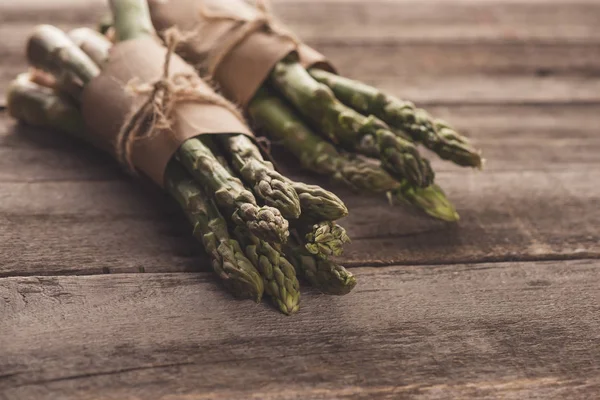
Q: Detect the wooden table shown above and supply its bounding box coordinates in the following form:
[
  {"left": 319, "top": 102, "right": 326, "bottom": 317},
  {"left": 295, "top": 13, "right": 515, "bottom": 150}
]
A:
[{"left": 1, "top": 1, "right": 599, "bottom": 399}]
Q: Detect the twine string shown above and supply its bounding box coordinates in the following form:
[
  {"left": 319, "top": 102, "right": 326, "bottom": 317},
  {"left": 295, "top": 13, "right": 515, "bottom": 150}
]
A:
[{"left": 115, "top": 28, "right": 246, "bottom": 173}]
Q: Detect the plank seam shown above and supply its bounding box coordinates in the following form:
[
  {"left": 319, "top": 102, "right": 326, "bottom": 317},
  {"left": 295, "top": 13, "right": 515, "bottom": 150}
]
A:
[
  {"left": 343, "top": 252, "right": 600, "bottom": 268},
  {"left": 1, "top": 254, "right": 598, "bottom": 280}
]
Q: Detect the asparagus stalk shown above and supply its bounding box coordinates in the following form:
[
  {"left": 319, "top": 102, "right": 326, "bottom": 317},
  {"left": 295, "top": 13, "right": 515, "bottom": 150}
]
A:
[
  {"left": 233, "top": 226, "right": 300, "bottom": 314},
  {"left": 218, "top": 134, "right": 301, "bottom": 219},
  {"left": 165, "top": 163, "right": 265, "bottom": 301},
  {"left": 108, "top": 0, "right": 290, "bottom": 244},
  {"left": 284, "top": 240, "right": 356, "bottom": 295},
  {"left": 309, "top": 69, "right": 483, "bottom": 168},
  {"left": 268, "top": 54, "right": 434, "bottom": 188},
  {"left": 248, "top": 88, "right": 459, "bottom": 222},
  {"left": 109, "top": 0, "right": 154, "bottom": 41}
]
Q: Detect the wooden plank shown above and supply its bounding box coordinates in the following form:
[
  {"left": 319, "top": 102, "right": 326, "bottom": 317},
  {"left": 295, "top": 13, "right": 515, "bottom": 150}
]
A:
[
  {"left": 4, "top": 166, "right": 597, "bottom": 277},
  {"left": 339, "top": 169, "right": 600, "bottom": 266},
  {"left": 1, "top": 0, "right": 599, "bottom": 43},
  {"left": 1, "top": 259, "right": 599, "bottom": 399},
  {"left": 272, "top": 0, "right": 600, "bottom": 43},
  {"left": 0, "top": 116, "right": 122, "bottom": 182}
]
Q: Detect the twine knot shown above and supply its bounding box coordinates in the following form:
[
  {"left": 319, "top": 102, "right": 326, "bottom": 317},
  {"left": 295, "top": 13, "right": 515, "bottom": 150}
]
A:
[{"left": 115, "top": 28, "right": 246, "bottom": 173}]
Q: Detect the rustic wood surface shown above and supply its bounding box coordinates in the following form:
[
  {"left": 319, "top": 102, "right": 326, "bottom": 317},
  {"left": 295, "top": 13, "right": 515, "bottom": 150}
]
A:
[{"left": 1, "top": 0, "right": 599, "bottom": 399}]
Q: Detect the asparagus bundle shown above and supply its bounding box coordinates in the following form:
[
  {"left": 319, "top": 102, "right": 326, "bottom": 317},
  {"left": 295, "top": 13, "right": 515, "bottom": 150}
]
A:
[
  {"left": 249, "top": 88, "right": 459, "bottom": 222},
  {"left": 146, "top": 0, "right": 483, "bottom": 222},
  {"left": 7, "top": 1, "right": 356, "bottom": 314},
  {"left": 269, "top": 54, "right": 435, "bottom": 188},
  {"left": 8, "top": 71, "right": 266, "bottom": 301},
  {"left": 76, "top": 16, "right": 352, "bottom": 262}
]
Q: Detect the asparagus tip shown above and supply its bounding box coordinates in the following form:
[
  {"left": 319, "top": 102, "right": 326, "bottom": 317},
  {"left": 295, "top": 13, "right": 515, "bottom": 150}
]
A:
[
  {"left": 275, "top": 296, "right": 301, "bottom": 315},
  {"left": 304, "top": 221, "right": 351, "bottom": 259},
  {"left": 477, "top": 157, "right": 486, "bottom": 170},
  {"left": 235, "top": 204, "right": 290, "bottom": 244},
  {"left": 388, "top": 183, "right": 460, "bottom": 223}
]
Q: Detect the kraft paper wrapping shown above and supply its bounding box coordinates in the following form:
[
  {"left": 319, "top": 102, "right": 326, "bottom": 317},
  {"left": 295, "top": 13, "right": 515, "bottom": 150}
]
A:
[
  {"left": 81, "top": 36, "right": 252, "bottom": 187},
  {"left": 148, "top": 0, "right": 335, "bottom": 107}
]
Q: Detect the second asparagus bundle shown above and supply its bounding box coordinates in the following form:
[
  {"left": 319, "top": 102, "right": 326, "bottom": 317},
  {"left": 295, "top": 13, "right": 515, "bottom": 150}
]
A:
[
  {"left": 146, "top": 0, "right": 483, "bottom": 222},
  {"left": 7, "top": 0, "right": 356, "bottom": 315}
]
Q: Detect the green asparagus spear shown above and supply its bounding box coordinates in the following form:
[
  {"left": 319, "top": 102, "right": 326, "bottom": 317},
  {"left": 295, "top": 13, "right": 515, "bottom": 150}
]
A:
[
  {"left": 309, "top": 68, "right": 483, "bottom": 168},
  {"left": 109, "top": 0, "right": 154, "bottom": 41},
  {"left": 284, "top": 240, "right": 356, "bottom": 295},
  {"left": 268, "top": 54, "right": 434, "bottom": 188},
  {"left": 165, "top": 162, "right": 265, "bottom": 301},
  {"left": 219, "top": 134, "right": 301, "bottom": 219},
  {"left": 177, "top": 139, "right": 290, "bottom": 244},
  {"left": 287, "top": 180, "right": 348, "bottom": 222},
  {"left": 234, "top": 226, "right": 300, "bottom": 314}
]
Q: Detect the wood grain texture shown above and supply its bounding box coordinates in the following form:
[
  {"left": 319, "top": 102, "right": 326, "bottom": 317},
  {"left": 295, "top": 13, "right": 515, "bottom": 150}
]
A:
[
  {"left": 1, "top": 259, "right": 599, "bottom": 399},
  {"left": 1, "top": 1, "right": 599, "bottom": 398},
  {"left": 2, "top": 0, "right": 599, "bottom": 42},
  {"left": 1, "top": 166, "right": 599, "bottom": 276},
  {"left": 4, "top": 32, "right": 600, "bottom": 105},
  {"left": 3, "top": 1, "right": 600, "bottom": 103}
]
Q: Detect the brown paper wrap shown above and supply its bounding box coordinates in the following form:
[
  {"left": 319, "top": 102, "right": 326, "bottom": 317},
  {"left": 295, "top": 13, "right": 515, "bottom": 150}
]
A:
[
  {"left": 81, "top": 36, "right": 252, "bottom": 187},
  {"left": 148, "top": 0, "right": 335, "bottom": 107}
]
